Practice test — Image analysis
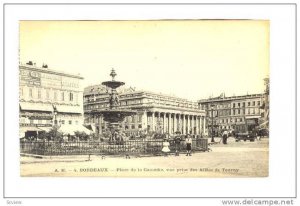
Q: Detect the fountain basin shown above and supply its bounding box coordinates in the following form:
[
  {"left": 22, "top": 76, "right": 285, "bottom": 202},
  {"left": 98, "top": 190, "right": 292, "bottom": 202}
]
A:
[
  {"left": 92, "top": 109, "right": 136, "bottom": 123},
  {"left": 102, "top": 81, "right": 125, "bottom": 89}
]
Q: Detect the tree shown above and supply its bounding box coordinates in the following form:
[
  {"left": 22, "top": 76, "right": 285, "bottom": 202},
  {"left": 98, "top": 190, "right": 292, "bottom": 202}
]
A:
[
  {"left": 46, "top": 126, "right": 64, "bottom": 141},
  {"left": 74, "top": 131, "right": 89, "bottom": 141},
  {"left": 91, "top": 133, "right": 99, "bottom": 141},
  {"left": 37, "top": 132, "right": 47, "bottom": 140}
]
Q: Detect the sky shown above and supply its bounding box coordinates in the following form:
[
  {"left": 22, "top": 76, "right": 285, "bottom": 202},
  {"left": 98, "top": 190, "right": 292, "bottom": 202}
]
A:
[{"left": 19, "top": 20, "right": 269, "bottom": 101}]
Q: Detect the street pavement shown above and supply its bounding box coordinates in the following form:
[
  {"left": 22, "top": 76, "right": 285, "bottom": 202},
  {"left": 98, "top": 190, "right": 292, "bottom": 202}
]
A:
[{"left": 20, "top": 138, "right": 269, "bottom": 177}]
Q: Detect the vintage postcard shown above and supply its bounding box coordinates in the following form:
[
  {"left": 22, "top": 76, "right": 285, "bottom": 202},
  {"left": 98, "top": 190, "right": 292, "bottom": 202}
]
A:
[{"left": 19, "top": 20, "right": 269, "bottom": 177}]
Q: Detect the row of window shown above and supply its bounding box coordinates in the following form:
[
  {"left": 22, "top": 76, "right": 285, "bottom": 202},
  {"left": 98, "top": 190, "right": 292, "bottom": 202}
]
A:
[
  {"left": 208, "top": 108, "right": 260, "bottom": 116},
  {"left": 232, "top": 108, "right": 260, "bottom": 115},
  {"left": 125, "top": 115, "right": 143, "bottom": 123},
  {"left": 85, "top": 96, "right": 198, "bottom": 109},
  {"left": 96, "top": 124, "right": 143, "bottom": 131},
  {"left": 217, "top": 110, "right": 231, "bottom": 116},
  {"left": 20, "top": 118, "right": 52, "bottom": 124},
  {"left": 87, "top": 115, "right": 143, "bottom": 124},
  {"left": 120, "top": 99, "right": 142, "bottom": 105},
  {"left": 20, "top": 118, "right": 79, "bottom": 125},
  {"left": 54, "top": 120, "right": 78, "bottom": 125},
  {"left": 232, "top": 101, "right": 261, "bottom": 108},
  {"left": 84, "top": 99, "right": 143, "bottom": 110},
  {"left": 85, "top": 101, "right": 197, "bottom": 110},
  {"left": 20, "top": 87, "right": 78, "bottom": 103},
  {"left": 218, "top": 118, "right": 244, "bottom": 124},
  {"left": 203, "top": 100, "right": 263, "bottom": 110}
]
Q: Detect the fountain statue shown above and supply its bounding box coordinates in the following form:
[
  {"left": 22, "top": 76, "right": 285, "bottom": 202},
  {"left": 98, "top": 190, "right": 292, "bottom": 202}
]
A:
[{"left": 94, "top": 69, "right": 137, "bottom": 141}]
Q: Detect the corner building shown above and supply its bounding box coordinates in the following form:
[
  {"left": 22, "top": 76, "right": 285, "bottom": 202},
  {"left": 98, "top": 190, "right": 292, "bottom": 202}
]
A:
[
  {"left": 198, "top": 93, "right": 265, "bottom": 134},
  {"left": 84, "top": 85, "right": 206, "bottom": 136},
  {"left": 19, "top": 63, "right": 84, "bottom": 138}
]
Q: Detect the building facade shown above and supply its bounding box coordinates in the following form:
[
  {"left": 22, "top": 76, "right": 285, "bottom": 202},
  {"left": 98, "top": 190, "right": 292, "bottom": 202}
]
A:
[
  {"left": 263, "top": 77, "right": 269, "bottom": 126},
  {"left": 198, "top": 93, "right": 265, "bottom": 135},
  {"left": 19, "top": 62, "right": 84, "bottom": 138},
  {"left": 83, "top": 85, "right": 206, "bottom": 136}
]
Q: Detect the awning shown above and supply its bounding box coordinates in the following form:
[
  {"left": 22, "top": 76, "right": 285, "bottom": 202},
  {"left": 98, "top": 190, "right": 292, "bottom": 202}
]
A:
[
  {"left": 55, "top": 105, "right": 82, "bottom": 114},
  {"left": 19, "top": 131, "right": 25, "bottom": 138},
  {"left": 58, "top": 124, "right": 92, "bottom": 135},
  {"left": 245, "top": 116, "right": 261, "bottom": 119},
  {"left": 258, "top": 121, "right": 269, "bottom": 129},
  {"left": 91, "top": 124, "right": 96, "bottom": 132},
  {"left": 84, "top": 124, "right": 95, "bottom": 132},
  {"left": 20, "top": 102, "right": 53, "bottom": 112},
  {"left": 37, "top": 127, "right": 53, "bottom": 132},
  {"left": 20, "top": 112, "right": 53, "bottom": 119}
]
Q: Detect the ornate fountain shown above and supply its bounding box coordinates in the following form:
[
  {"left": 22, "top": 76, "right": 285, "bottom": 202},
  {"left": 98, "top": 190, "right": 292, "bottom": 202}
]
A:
[{"left": 96, "top": 69, "right": 137, "bottom": 139}]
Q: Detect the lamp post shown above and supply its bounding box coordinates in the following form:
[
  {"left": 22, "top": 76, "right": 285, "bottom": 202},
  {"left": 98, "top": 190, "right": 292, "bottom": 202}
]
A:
[
  {"left": 52, "top": 106, "right": 58, "bottom": 141},
  {"left": 211, "top": 104, "right": 215, "bottom": 142},
  {"left": 231, "top": 118, "right": 236, "bottom": 129},
  {"left": 53, "top": 106, "right": 58, "bottom": 126}
]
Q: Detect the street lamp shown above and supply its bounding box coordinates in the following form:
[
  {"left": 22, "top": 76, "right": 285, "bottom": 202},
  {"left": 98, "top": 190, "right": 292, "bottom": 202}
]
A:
[
  {"left": 231, "top": 118, "right": 235, "bottom": 128},
  {"left": 211, "top": 104, "right": 215, "bottom": 142},
  {"left": 53, "top": 106, "right": 58, "bottom": 126}
]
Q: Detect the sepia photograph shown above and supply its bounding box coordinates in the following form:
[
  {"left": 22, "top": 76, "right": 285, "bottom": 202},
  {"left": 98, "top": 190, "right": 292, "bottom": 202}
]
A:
[{"left": 19, "top": 20, "right": 270, "bottom": 177}]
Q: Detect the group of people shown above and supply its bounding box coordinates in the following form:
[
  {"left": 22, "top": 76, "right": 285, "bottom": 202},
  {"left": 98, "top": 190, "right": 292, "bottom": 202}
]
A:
[
  {"left": 108, "top": 131, "right": 126, "bottom": 145},
  {"left": 163, "top": 130, "right": 230, "bottom": 157},
  {"left": 161, "top": 134, "right": 193, "bottom": 156}
]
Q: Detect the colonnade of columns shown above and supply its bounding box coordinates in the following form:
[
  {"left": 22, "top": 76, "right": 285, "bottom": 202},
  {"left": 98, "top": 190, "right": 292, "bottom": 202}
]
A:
[
  {"left": 147, "top": 111, "right": 206, "bottom": 135},
  {"left": 88, "top": 111, "right": 206, "bottom": 136}
]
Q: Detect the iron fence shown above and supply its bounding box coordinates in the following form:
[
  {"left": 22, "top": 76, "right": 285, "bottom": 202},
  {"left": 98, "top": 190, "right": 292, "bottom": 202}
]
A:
[{"left": 20, "top": 138, "right": 208, "bottom": 156}]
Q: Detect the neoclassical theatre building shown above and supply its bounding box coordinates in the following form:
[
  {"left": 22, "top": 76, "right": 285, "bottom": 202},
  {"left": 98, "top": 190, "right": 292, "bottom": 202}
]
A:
[{"left": 84, "top": 85, "right": 206, "bottom": 136}]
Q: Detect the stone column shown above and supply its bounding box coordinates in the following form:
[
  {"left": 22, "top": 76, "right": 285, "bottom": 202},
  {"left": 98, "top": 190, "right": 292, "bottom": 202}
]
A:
[
  {"left": 189, "top": 115, "right": 192, "bottom": 134},
  {"left": 195, "top": 116, "right": 199, "bottom": 135},
  {"left": 199, "top": 116, "right": 201, "bottom": 135},
  {"left": 191, "top": 115, "right": 194, "bottom": 134},
  {"left": 191, "top": 116, "right": 193, "bottom": 134},
  {"left": 190, "top": 115, "right": 193, "bottom": 134},
  {"left": 163, "top": 113, "right": 167, "bottom": 133},
  {"left": 196, "top": 116, "right": 198, "bottom": 134},
  {"left": 195, "top": 116, "right": 197, "bottom": 134},
  {"left": 158, "top": 112, "right": 161, "bottom": 133},
  {"left": 187, "top": 115, "right": 191, "bottom": 134},
  {"left": 174, "top": 114, "right": 177, "bottom": 133},
  {"left": 142, "top": 111, "right": 147, "bottom": 130},
  {"left": 203, "top": 116, "right": 206, "bottom": 134},
  {"left": 152, "top": 112, "right": 155, "bottom": 131},
  {"left": 199, "top": 116, "right": 202, "bottom": 135},
  {"left": 168, "top": 113, "right": 171, "bottom": 134},
  {"left": 183, "top": 115, "right": 186, "bottom": 134}
]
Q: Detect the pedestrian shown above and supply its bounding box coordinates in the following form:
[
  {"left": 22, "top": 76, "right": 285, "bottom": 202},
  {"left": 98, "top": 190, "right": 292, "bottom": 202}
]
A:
[
  {"left": 162, "top": 138, "right": 170, "bottom": 156},
  {"left": 257, "top": 129, "right": 261, "bottom": 141},
  {"left": 222, "top": 130, "right": 228, "bottom": 144},
  {"left": 185, "top": 135, "right": 192, "bottom": 156},
  {"left": 174, "top": 134, "right": 182, "bottom": 156}
]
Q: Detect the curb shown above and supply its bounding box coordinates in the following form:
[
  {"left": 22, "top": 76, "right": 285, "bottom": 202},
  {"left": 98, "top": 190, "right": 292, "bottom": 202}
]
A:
[{"left": 20, "top": 153, "right": 50, "bottom": 159}]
